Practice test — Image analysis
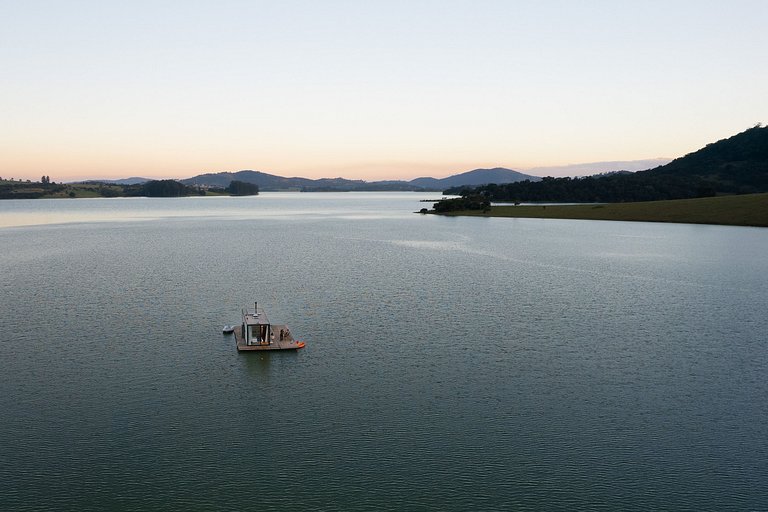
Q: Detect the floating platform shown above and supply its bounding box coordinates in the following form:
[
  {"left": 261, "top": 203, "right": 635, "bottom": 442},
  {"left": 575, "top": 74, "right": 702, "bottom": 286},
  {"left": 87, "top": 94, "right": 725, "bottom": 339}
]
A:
[
  {"left": 233, "top": 324, "right": 304, "bottom": 351},
  {"left": 233, "top": 303, "right": 306, "bottom": 352}
]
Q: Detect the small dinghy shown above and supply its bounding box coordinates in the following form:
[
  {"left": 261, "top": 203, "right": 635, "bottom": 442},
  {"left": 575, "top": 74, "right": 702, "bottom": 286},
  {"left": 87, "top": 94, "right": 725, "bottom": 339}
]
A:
[{"left": 222, "top": 325, "right": 235, "bottom": 334}]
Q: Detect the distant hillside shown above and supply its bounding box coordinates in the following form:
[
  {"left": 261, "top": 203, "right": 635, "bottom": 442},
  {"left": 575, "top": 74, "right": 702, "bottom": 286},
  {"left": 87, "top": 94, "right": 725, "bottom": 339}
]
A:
[
  {"left": 180, "top": 167, "right": 538, "bottom": 192},
  {"left": 180, "top": 170, "right": 368, "bottom": 191},
  {"left": 646, "top": 126, "right": 768, "bottom": 193},
  {"left": 527, "top": 159, "right": 672, "bottom": 177},
  {"left": 80, "top": 177, "right": 150, "bottom": 185},
  {"left": 410, "top": 168, "right": 539, "bottom": 189},
  {"left": 443, "top": 126, "right": 768, "bottom": 203},
  {"left": 0, "top": 179, "right": 221, "bottom": 199}
]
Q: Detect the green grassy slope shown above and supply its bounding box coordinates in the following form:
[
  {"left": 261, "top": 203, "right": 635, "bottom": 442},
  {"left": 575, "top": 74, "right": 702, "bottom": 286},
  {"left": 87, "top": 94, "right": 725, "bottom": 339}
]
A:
[{"left": 439, "top": 193, "right": 768, "bottom": 227}]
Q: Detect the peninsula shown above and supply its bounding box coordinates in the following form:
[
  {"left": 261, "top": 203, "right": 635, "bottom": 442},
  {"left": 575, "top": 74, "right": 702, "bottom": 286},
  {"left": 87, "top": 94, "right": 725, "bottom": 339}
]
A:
[
  {"left": 432, "top": 193, "right": 768, "bottom": 228},
  {"left": 430, "top": 126, "right": 768, "bottom": 227}
]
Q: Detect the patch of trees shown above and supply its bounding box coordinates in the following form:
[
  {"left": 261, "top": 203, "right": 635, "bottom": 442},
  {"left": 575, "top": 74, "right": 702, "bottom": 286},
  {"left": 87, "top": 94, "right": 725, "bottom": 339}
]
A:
[
  {"left": 1, "top": 179, "right": 234, "bottom": 200},
  {"left": 140, "top": 180, "right": 198, "bottom": 197},
  {"left": 98, "top": 186, "right": 121, "bottom": 197},
  {"left": 432, "top": 194, "right": 490, "bottom": 213},
  {"left": 0, "top": 184, "right": 45, "bottom": 199},
  {"left": 227, "top": 180, "right": 259, "bottom": 196},
  {"left": 0, "top": 182, "right": 66, "bottom": 199},
  {"left": 444, "top": 174, "right": 720, "bottom": 204}
]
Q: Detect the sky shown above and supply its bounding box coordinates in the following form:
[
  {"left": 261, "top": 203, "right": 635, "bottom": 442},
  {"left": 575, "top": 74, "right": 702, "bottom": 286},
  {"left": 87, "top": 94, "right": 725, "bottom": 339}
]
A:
[{"left": 1, "top": 0, "right": 766, "bottom": 182}]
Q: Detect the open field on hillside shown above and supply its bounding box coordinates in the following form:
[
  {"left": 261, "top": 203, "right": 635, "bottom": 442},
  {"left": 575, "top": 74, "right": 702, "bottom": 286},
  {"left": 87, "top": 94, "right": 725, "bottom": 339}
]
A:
[{"left": 438, "top": 193, "right": 768, "bottom": 227}]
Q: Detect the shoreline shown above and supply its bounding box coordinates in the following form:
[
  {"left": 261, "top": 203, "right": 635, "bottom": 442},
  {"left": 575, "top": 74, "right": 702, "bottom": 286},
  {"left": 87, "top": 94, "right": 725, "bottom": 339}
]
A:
[{"left": 431, "top": 193, "right": 768, "bottom": 228}]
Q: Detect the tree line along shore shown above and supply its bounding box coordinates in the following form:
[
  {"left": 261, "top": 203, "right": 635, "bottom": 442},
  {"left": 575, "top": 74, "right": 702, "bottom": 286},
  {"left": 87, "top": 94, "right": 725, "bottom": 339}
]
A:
[
  {"left": 0, "top": 179, "right": 258, "bottom": 199},
  {"left": 429, "top": 193, "right": 768, "bottom": 228}
]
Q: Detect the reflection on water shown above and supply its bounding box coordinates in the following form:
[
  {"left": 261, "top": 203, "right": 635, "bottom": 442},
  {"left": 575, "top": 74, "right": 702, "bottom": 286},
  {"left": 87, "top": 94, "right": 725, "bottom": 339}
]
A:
[
  {"left": 240, "top": 350, "right": 301, "bottom": 381},
  {"left": 242, "top": 352, "right": 272, "bottom": 379}
]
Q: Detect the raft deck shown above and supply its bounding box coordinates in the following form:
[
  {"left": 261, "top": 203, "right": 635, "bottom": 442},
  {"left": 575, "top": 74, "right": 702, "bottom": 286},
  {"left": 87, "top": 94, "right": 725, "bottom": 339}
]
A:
[{"left": 234, "top": 324, "right": 304, "bottom": 351}]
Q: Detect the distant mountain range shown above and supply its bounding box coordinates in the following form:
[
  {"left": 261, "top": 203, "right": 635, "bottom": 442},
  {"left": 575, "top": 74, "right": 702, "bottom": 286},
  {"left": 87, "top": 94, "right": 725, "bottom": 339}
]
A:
[
  {"left": 409, "top": 168, "right": 539, "bottom": 189},
  {"left": 81, "top": 177, "right": 153, "bottom": 186},
  {"left": 77, "top": 159, "right": 676, "bottom": 191},
  {"left": 181, "top": 171, "right": 366, "bottom": 191},
  {"left": 527, "top": 158, "right": 672, "bottom": 177},
  {"left": 53, "top": 127, "right": 768, "bottom": 203},
  {"left": 176, "top": 167, "right": 540, "bottom": 191}
]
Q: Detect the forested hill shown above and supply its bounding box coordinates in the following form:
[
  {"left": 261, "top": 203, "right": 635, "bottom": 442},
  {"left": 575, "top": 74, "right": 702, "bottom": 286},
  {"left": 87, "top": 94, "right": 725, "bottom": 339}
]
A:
[
  {"left": 444, "top": 125, "right": 768, "bottom": 203},
  {"left": 647, "top": 125, "right": 768, "bottom": 187}
]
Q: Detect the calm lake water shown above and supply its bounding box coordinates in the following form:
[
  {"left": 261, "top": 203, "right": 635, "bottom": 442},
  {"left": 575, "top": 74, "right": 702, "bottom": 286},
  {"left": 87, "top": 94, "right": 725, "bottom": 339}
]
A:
[{"left": 2, "top": 193, "right": 767, "bottom": 511}]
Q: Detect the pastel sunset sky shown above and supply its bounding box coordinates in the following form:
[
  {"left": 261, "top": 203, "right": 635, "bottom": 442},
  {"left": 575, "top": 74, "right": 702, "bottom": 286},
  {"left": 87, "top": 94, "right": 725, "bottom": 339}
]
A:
[{"left": 1, "top": 0, "right": 766, "bottom": 182}]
